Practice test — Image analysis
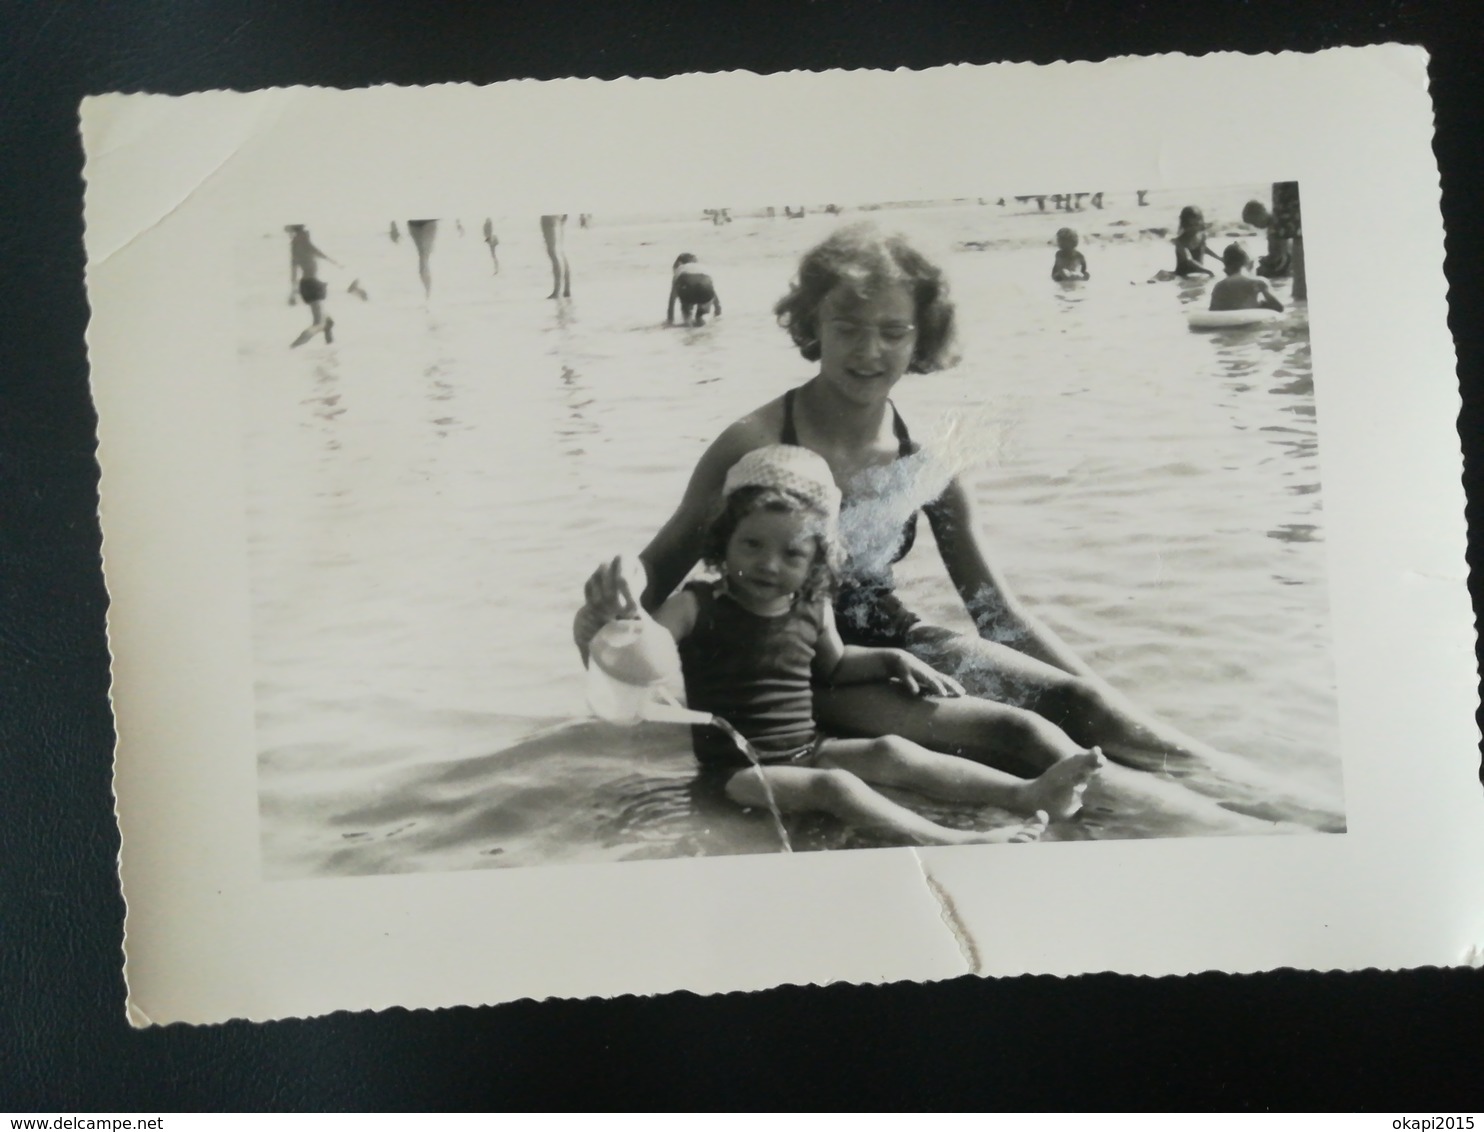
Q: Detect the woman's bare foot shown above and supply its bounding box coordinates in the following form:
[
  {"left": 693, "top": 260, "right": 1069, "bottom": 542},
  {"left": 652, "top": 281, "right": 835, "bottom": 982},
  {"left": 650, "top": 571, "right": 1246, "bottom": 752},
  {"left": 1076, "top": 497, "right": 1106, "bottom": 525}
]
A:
[{"left": 1014, "top": 747, "right": 1106, "bottom": 820}]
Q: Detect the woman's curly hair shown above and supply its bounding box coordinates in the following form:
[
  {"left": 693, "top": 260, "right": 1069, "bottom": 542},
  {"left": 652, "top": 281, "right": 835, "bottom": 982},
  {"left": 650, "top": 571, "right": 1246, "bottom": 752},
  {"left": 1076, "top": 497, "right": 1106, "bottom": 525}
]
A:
[
  {"left": 702, "top": 486, "right": 842, "bottom": 605},
  {"left": 773, "top": 221, "right": 959, "bottom": 374}
]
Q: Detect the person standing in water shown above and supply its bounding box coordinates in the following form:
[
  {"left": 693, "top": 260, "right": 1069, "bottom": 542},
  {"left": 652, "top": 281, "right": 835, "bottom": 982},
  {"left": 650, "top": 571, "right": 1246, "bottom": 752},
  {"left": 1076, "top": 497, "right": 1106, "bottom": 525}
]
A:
[
  {"left": 541, "top": 214, "right": 572, "bottom": 299},
  {"left": 406, "top": 219, "right": 437, "bottom": 298},
  {"left": 482, "top": 219, "right": 500, "bottom": 275}
]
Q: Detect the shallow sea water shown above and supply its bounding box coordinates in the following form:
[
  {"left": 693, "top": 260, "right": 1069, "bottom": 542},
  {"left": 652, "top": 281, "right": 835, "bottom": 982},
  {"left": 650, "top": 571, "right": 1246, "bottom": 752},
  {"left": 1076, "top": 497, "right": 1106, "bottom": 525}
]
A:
[{"left": 239, "top": 189, "right": 1342, "bottom": 878}]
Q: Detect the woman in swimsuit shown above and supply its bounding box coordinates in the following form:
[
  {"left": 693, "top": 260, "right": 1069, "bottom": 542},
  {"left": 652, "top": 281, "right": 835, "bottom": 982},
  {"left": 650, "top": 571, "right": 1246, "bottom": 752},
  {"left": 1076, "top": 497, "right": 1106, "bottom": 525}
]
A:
[{"left": 579, "top": 221, "right": 1230, "bottom": 775}]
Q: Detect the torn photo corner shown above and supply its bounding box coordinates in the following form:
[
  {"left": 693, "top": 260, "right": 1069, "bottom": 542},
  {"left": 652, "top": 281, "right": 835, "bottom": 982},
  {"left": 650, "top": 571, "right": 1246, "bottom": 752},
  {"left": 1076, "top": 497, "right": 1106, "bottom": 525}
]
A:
[{"left": 84, "top": 46, "right": 1483, "bottom": 1026}]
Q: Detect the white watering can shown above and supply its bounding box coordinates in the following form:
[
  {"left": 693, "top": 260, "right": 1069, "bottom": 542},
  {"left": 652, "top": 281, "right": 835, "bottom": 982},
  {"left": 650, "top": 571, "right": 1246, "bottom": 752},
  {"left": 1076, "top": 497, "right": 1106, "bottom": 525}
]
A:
[
  {"left": 584, "top": 614, "right": 793, "bottom": 852},
  {"left": 585, "top": 616, "right": 709, "bottom": 726}
]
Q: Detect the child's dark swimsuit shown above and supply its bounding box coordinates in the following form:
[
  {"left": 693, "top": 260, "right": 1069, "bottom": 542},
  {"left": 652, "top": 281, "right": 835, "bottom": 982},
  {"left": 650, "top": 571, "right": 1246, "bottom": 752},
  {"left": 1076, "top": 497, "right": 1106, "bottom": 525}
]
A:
[
  {"left": 779, "top": 387, "right": 931, "bottom": 649},
  {"left": 677, "top": 581, "right": 823, "bottom": 770},
  {"left": 298, "top": 276, "right": 328, "bottom": 303}
]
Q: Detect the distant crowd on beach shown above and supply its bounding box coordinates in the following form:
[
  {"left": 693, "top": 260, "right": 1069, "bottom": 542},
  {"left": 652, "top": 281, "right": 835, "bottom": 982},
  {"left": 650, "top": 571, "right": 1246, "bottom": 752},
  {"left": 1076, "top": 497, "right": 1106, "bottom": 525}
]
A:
[{"left": 283, "top": 183, "right": 1303, "bottom": 348}]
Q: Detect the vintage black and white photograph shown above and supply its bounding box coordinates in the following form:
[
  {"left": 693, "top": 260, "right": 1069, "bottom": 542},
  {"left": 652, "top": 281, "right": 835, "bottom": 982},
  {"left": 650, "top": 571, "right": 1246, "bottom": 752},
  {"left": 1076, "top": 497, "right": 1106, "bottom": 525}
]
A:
[
  {"left": 239, "top": 184, "right": 1342, "bottom": 879},
  {"left": 85, "top": 51, "right": 1480, "bottom": 1024}
]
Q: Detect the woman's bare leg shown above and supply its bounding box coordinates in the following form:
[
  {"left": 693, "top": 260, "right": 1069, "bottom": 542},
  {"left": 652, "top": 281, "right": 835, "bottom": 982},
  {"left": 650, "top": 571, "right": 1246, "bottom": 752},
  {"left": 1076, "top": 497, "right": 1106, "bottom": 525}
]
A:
[
  {"left": 724, "top": 765, "right": 1046, "bottom": 846},
  {"left": 540, "top": 214, "right": 571, "bottom": 298},
  {"left": 903, "top": 624, "right": 1235, "bottom": 771},
  {"left": 408, "top": 220, "right": 437, "bottom": 298}
]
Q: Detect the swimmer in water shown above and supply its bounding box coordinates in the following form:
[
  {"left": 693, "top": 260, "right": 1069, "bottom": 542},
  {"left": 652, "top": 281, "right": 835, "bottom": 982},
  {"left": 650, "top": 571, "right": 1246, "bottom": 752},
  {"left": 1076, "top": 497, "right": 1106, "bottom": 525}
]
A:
[
  {"left": 1209, "top": 244, "right": 1285, "bottom": 313},
  {"left": 1050, "top": 228, "right": 1090, "bottom": 281},
  {"left": 667, "top": 254, "right": 723, "bottom": 326}
]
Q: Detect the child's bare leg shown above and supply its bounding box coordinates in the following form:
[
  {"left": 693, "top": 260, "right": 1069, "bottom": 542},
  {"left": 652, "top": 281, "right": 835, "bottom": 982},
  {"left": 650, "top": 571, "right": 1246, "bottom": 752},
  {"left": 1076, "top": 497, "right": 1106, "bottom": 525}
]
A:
[
  {"left": 818, "top": 736, "right": 1103, "bottom": 821},
  {"left": 817, "top": 674, "right": 1085, "bottom": 777},
  {"left": 725, "top": 765, "right": 1046, "bottom": 847},
  {"left": 290, "top": 300, "right": 329, "bottom": 348}
]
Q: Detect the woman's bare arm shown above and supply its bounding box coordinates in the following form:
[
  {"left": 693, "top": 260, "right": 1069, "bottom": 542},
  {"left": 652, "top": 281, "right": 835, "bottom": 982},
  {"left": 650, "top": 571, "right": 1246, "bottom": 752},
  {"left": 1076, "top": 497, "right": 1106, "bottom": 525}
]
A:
[
  {"left": 637, "top": 417, "right": 773, "bottom": 610},
  {"left": 925, "top": 477, "right": 1099, "bottom": 679}
]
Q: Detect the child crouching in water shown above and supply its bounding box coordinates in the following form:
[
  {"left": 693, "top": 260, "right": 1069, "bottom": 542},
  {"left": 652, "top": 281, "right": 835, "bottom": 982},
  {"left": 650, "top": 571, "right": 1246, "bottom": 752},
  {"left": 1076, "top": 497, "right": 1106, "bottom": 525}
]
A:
[
  {"left": 577, "top": 446, "right": 1105, "bottom": 847},
  {"left": 1051, "top": 227, "right": 1090, "bottom": 281}
]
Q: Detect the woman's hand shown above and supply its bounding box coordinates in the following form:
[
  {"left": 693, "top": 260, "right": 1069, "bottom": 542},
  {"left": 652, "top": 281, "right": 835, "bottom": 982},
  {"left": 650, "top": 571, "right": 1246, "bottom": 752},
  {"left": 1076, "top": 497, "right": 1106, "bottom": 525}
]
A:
[
  {"left": 581, "top": 554, "right": 648, "bottom": 622},
  {"left": 882, "top": 650, "right": 964, "bottom": 699}
]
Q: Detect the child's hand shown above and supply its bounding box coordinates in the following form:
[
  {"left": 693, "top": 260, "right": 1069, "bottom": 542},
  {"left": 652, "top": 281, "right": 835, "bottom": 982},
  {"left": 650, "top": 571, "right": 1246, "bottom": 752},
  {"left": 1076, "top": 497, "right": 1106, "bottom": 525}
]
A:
[
  {"left": 581, "top": 554, "right": 648, "bottom": 622},
  {"left": 884, "top": 651, "right": 965, "bottom": 698}
]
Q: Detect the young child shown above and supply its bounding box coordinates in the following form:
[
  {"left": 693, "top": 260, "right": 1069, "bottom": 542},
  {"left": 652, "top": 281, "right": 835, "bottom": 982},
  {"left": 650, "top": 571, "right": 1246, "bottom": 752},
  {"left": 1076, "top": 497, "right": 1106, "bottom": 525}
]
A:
[
  {"left": 540, "top": 214, "right": 572, "bottom": 300},
  {"left": 1051, "top": 228, "right": 1090, "bottom": 281},
  {"left": 1171, "top": 205, "right": 1219, "bottom": 277},
  {"left": 1242, "top": 198, "right": 1290, "bottom": 279},
  {"left": 287, "top": 225, "right": 342, "bottom": 348},
  {"left": 667, "top": 253, "right": 723, "bottom": 326},
  {"left": 1209, "top": 244, "right": 1285, "bottom": 312},
  {"left": 577, "top": 446, "right": 1105, "bottom": 847}
]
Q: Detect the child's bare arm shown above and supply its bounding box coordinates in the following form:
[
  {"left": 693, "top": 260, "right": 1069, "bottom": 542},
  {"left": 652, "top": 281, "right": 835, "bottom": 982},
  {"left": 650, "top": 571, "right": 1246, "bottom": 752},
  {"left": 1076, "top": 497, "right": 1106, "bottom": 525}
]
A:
[
  {"left": 666, "top": 280, "right": 680, "bottom": 324},
  {"left": 811, "top": 601, "right": 847, "bottom": 680},
  {"left": 813, "top": 606, "right": 963, "bottom": 697},
  {"left": 307, "top": 240, "right": 341, "bottom": 268},
  {"left": 1258, "top": 280, "right": 1285, "bottom": 312},
  {"left": 574, "top": 583, "right": 695, "bottom": 664},
  {"left": 1078, "top": 252, "right": 1090, "bottom": 278},
  {"left": 830, "top": 646, "right": 965, "bottom": 697}
]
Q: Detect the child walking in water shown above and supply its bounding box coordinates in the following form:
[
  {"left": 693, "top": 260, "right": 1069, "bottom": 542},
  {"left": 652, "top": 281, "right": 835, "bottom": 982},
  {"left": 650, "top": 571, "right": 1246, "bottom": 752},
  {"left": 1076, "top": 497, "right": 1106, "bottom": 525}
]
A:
[
  {"left": 287, "top": 225, "right": 366, "bottom": 348},
  {"left": 287, "top": 225, "right": 339, "bottom": 347},
  {"left": 577, "top": 446, "right": 1105, "bottom": 847}
]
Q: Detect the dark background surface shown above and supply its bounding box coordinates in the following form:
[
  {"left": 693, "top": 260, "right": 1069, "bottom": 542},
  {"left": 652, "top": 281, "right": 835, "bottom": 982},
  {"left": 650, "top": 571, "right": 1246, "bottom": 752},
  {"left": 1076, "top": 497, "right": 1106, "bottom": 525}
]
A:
[{"left": 2, "top": 0, "right": 1482, "bottom": 1112}]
